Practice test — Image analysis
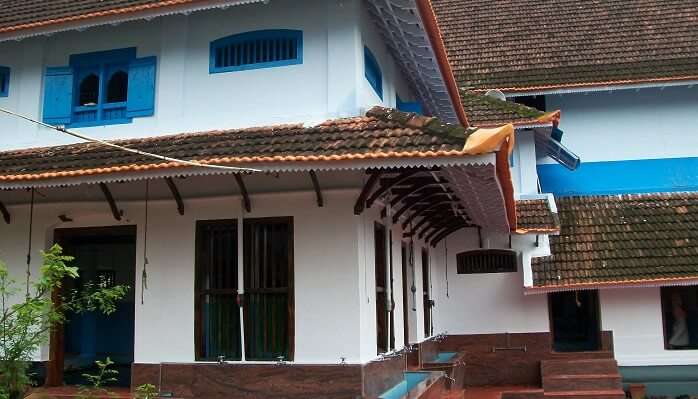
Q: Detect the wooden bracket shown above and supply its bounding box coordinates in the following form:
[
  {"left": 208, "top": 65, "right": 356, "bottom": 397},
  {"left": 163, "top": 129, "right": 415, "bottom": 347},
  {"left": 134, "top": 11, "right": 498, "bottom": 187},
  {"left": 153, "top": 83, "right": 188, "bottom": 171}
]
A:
[
  {"left": 309, "top": 171, "right": 324, "bottom": 207},
  {"left": 165, "top": 178, "right": 185, "bottom": 215},
  {"left": 0, "top": 200, "right": 10, "bottom": 224},
  {"left": 234, "top": 174, "right": 252, "bottom": 213},
  {"left": 354, "top": 171, "right": 382, "bottom": 215},
  {"left": 392, "top": 192, "right": 450, "bottom": 223},
  {"left": 366, "top": 169, "right": 422, "bottom": 209},
  {"left": 98, "top": 183, "right": 121, "bottom": 221}
]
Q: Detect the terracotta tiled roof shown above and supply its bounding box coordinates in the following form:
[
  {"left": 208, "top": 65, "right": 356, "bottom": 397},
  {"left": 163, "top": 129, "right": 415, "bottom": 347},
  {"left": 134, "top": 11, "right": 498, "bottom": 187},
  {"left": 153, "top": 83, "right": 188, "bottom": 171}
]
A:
[
  {"left": 516, "top": 199, "right": 560, "bottom": 234},
  {"left": 0, "top": 0, "right": 200, "bottom": 33},
  {"left": 0, "top": 107, "right": 475, "bottom": 182},
  {"left": 432, "top": 0, "right": 698, "bottom": 92},
  {"left": 531, "top": 193, "right": 698, "bottom": 290},
  {"left": 462, "top": 91, "right": 545, "bottom": 127}
]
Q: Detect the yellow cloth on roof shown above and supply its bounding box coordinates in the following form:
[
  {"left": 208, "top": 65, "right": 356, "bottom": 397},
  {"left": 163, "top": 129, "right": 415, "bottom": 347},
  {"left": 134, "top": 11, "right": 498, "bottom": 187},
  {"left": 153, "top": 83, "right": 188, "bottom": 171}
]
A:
[{"left": 463, "top": 123, "right": 515, "bottom": 155}]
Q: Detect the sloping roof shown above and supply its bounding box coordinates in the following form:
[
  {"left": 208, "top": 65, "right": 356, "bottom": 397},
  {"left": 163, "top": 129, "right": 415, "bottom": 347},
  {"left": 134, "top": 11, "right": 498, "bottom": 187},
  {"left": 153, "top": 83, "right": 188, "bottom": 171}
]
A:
[
  {"left": 0, "top": 107, "right": 480, "bottom": 183},
  {"left": 530, "top": 193, "right": 698, "bottom": 291},
  {"left": 515, "top": 199, "right": 560, "bottom": 234},
  {"left": 462, "top": 91, "right": 545, "bottom": 127},
  {"left": 0, "top": 0, "right": 198, "bottom": 33},
  {"left": 432, "top": 0, "right": 698, "bottom": 93}
]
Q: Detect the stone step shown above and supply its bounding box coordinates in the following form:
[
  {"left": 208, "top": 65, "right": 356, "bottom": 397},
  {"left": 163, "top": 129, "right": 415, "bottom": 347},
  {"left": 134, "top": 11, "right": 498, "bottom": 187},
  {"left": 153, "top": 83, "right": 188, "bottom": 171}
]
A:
[
  {"left": 543, "top": 374, "right": 622, "bottom": 392},
  {"left": 542, "top": 359, "right": 619, "bottom": 376},
  {"left": 543, "top": 390, "right": 626, "bottom": 399}
]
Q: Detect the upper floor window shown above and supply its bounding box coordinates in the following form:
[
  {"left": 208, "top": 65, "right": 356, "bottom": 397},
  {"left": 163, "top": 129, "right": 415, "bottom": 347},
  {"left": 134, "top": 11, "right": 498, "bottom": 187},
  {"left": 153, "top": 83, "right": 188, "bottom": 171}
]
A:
[
  {"left": 0, "top": 66, "right": 9, "bottom": 97},
  {"left": 364, "top": 46, "right": 382, "bottom": 100},
  {"left": 209, "top": 30, "right": 303, "bottom": 74},
  {"left": 42, "top": 47, "right": 157, "bottom": 128}
]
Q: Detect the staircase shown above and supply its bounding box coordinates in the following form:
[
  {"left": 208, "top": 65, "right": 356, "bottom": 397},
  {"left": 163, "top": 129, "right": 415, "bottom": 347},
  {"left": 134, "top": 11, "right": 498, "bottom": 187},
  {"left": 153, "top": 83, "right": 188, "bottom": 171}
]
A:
[{"left": 541, "top": 358, "right": 625, "bottom": 399}]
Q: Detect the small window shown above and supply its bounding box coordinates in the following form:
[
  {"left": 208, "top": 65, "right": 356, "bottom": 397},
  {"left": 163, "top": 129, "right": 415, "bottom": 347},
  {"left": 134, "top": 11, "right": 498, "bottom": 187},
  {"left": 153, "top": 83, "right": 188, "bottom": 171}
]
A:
[
  {"left": 364, "top": 46, "right": 383, "bottom": 99},
  {"left": 456, "top": 249, "right": 518, "bottom": 274},
  {"left": 0, "top": 66, "right": 10, "bottom": 97},
  {"left": 210, "top": 30, "right": 303, "bottom": 74},
  {"left": 661, "top": 286, "right": 698, "bottom": 350},
  {"left": 396, "top": 94, "right": 422, "bottom": 114},
  {"left": 106, "top": 70, "right": 128, "bottom": 103},
  {"left": 78, "top": 73, "right": 100, "bottom": 106}
]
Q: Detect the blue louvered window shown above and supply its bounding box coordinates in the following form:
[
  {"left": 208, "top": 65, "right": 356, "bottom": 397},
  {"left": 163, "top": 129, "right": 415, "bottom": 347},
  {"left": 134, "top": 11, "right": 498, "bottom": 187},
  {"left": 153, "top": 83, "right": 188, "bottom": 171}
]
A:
[
  {"left": 42, "top": 47, "right": 157, "bottom": 127},
  {"left": 364, "top": 46, "right": 382, "bottom": 100},
  {"left": 210, "top": 30, "right": 303, "bottom": 74},
  {"left": 0, "top": 66, "right": 9, "bottom": 97}
]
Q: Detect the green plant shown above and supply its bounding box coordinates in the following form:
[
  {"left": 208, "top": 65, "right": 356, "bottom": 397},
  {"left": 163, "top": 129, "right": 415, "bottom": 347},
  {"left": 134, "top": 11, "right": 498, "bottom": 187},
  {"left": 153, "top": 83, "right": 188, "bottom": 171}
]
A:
[
  {"left": 76, "top": 357, "right": 118, "bottom": 399},
  {"left": 0, "top": 245, "right": 129, "bottom": 399},
  {"left": 135, "top": 383, "right": 158, "bottom": 399}
]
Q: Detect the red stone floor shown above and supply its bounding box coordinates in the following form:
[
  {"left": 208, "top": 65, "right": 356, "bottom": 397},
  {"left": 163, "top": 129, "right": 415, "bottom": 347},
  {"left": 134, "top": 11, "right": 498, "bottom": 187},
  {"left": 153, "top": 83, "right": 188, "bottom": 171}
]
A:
[{"left": 458, "top": 385, "right": 542, "bottom": 399}]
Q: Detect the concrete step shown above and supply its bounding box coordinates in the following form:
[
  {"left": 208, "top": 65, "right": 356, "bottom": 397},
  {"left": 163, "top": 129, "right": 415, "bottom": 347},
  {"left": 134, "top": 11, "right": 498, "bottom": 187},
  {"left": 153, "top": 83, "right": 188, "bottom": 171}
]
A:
[
  {"left": 543, "top": 374, "right": 622, "bottom": 392},
  {"left": 543, "top": 390, "right": 625, "bottom": 399},
  {"left": 542, "top": 359, "right": 619, "bottom": 376}
]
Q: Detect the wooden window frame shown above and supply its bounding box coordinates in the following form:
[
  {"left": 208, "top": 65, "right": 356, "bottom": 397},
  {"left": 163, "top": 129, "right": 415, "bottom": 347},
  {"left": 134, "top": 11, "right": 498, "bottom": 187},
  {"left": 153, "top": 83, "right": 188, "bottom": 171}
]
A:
[{"left": 660, "top": 285, "right": 698, "bottom": 350}]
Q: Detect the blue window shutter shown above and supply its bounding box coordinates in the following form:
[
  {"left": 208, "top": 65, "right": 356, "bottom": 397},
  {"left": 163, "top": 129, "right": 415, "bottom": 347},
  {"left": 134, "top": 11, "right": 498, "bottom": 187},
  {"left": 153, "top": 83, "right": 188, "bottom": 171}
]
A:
[
  {"left": 42, "top": 67, "right": 74, "bottom": 125},
  {"left": 127, "top": 56, "right": 157, "bottom": 118}
]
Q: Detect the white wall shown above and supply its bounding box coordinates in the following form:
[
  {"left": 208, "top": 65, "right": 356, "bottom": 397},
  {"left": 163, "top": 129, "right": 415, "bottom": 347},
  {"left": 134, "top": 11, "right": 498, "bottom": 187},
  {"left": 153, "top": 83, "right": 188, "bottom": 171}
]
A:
[
  {"left": 600, "top": 287, "right": 698, "bottom": 367},
  {"left": 0, "top": 188, "right": 365, "bottom": 364},
  {"left": 0, "top": 0, "right": 419, "bottom": 152},
  {"left": 430, "top": 229, "right": 550, "bottom": 335},
  {"left": 543, "top": 86, "right": 698, "bottom": 164}
]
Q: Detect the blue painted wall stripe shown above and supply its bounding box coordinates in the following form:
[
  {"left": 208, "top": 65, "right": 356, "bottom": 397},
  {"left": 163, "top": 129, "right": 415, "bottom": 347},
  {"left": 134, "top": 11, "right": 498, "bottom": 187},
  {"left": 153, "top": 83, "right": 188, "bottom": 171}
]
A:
[{"left": 538, "top": 157, "right": 698, "bottom": 196}]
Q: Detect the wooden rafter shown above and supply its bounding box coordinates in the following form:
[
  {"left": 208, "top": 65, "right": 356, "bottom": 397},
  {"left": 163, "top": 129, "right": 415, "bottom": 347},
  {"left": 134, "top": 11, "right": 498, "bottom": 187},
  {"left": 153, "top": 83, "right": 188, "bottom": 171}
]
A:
[
  {"left": 98, "top": 183, "right": 121, "bottom": 221},
  {"left": 390, "top": 184, "right": 447, "bottom": 208},
  {"left": 0, "top": 200, "right": 10, "bottom": 224},
  {"left": 392, "top": 192, "right": 450, "bottom": 223},
  {"left": 165, "top": 177, "right": 185, "bottom": 215},
  {"left": 431, "top": 224, "right": 470, "bottom": 247},
  {"left": 354, "top": 171, "right": 382, "bottom": 215},
  {"left": 426, "top": 221, "right": 467, "bottom": 244},
  {"left": 234, "top": 174, "right": 251, "bottom": 213},
  {"left": 400, "top": 200, "right": 453, "bottom": 229},
  {"left": 420, "top": 216, "right": 467, "bottom": 239},
  {"left": 403, "top": 209, "right": 455, "bottom": 237},
  {"left": 309, "top": 171, "right": 323, "bottom": 207},
  {"left": 366, "top": 169, "right": 422, "bottom": 209}
]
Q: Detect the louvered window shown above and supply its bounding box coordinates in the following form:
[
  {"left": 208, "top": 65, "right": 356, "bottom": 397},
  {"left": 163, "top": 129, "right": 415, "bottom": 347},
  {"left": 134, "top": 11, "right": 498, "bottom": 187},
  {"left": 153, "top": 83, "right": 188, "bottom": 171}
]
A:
[
  {"left": 0, "top": 66, "right": 9, "bottom": 97},
  {"left": 210, "top": 30, "right": 303, "bottom": 74},
  {"left": 456, "top": 249, "right": 518, "bottom": 274}
]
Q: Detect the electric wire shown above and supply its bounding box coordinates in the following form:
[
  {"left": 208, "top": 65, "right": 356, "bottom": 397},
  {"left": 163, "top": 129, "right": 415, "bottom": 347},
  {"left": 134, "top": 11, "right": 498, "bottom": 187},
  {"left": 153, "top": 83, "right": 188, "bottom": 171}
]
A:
[{"left": 0, "top": 106, "right": 261, "bottom": 173}]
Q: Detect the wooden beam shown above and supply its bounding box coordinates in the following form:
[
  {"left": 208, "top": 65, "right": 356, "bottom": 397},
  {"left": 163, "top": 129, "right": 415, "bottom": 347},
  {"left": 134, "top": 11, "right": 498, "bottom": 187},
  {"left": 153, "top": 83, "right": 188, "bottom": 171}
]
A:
[
  {"left": 431, "top": 224, "right": 469, "bottom": 247},
  {"left": 165, "top": 178, "right": 185, "bottom": 215},
  {"left": 354, "top": 171, "right": 382, "bottom": 215},
  {"left": 392, "top": 192, "right": 450, "bottom": 223},
  {"left": 0, "top": 200, "right": 10, "bottom": 224},
  {"left": 426, "top": 221, "right": 467, "bottom": 244},
  {"left": 309, "top": 171, "right": 323, "bottom": 207},
  {"left": 98, "top": 183, "right": 121, "bottom": 221},
  {"left": 403, "top": 209, "right": 455, "bottom": 237},
  {"left": 390, "top": 185, "right": 444, "bottom": 208},
  {"left": 234, "top": 174, "right": 252, "bottom": 213},
  {"left": 419, "top": 216, "right": 462, "bottom": 240},
  {"left": 366, "top": 169, "right": 421, "bottom": 209},
  {"left": 400, "top": 200, "right": 453, "bottom": 229}
]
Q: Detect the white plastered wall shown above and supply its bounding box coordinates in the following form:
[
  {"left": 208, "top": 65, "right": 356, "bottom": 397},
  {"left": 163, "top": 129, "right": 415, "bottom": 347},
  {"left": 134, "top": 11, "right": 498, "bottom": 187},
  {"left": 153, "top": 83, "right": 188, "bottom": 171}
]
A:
[
  {"left": 600, "top": 287, "right": 698, "bottom": 366},
  {"left": 0, "top": 189, "right": 365, "bottom": 364}
]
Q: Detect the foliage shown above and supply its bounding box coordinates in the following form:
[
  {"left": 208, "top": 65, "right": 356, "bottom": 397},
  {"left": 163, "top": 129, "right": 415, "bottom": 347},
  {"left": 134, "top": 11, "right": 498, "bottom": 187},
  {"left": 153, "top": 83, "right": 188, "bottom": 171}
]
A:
[
  {"left": 0, "top": 245, "right": 129, "bottom": 398},
  {"left": 76, "top": 357, "right": 118, "bottom": 399},
  {"left": 134, "top": 384, "right": 158, "bottom": 399}
]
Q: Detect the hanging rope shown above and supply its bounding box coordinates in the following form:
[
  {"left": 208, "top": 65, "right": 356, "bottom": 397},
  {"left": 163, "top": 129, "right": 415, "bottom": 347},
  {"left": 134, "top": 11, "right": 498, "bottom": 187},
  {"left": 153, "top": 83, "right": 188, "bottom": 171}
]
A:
[
  {"left": 141, "top": 180, "right": 150, "bottom": 305},
  {"left": 25, "top": 188, "right": 34, "bottom": 298}
]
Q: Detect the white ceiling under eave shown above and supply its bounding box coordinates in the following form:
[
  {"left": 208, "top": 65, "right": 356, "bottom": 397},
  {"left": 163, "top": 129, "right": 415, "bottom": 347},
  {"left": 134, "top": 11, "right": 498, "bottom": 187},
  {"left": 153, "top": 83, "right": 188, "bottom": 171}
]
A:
[{"left": 366, "top": 0, "right": 458, "bottom": 124}]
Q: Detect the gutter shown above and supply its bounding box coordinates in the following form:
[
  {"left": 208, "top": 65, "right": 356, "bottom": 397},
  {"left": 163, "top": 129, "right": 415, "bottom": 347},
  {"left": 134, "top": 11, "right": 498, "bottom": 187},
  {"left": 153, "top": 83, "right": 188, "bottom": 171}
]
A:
[{"left": 415, "top": 0, "right": 469, "bottom": 128}]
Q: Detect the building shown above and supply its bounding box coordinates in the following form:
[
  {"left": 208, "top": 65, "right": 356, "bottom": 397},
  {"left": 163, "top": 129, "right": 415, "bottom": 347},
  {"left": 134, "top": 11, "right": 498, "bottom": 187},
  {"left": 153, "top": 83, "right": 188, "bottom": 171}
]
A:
[{"left": 433, "top": 0, "right": 698, "bottom": 396}]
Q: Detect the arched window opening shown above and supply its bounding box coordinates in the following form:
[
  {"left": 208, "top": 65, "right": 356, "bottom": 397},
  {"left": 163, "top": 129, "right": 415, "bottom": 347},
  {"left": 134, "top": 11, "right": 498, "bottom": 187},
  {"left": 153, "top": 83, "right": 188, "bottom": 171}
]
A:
[
  {"left": 78, "top": 74, "right": 100, "bottom": 106},
  {"left": 106, "top": 70, "right": 128, "bottom": 103}
]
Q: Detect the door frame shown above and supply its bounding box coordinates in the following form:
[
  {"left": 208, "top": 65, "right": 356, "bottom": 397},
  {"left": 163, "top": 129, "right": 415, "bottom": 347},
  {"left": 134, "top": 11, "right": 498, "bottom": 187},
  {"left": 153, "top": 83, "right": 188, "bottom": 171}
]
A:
[{"left": 47, "top": 225, "right": 137, "bottom": 387}]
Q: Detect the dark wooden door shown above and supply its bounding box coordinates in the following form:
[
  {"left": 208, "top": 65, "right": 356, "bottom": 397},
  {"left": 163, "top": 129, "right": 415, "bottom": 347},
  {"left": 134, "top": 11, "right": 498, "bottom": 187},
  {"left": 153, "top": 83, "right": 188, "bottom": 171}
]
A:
[
  {"left": 195, "top": 220, "right": 242, "bottom": 361},
  {"left": 422, "top": 249, "right": 432, "bottom": 337},
  {"left": 550, "top": 290, "right": 601, "bottom": 352},
  {"left": 374, "top": 223, "right": 388, "bottom": 354},
  {"left": 243, "top": 217, "right": 294, "bottom": 361},
  {"left": 401, "top": 243, "right": 410, "bottom": 346}
]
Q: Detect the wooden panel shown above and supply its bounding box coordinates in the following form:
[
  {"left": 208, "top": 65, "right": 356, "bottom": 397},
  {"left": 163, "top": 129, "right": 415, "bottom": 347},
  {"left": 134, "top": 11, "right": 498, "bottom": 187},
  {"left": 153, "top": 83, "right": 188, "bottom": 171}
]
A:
[
  {"left": 374, "top": 223, "right": 388, "bottom": 354},
  {"left": 134, "top": 363, "right": 362, "bottom": 399}
]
